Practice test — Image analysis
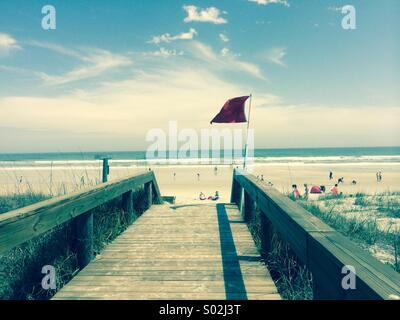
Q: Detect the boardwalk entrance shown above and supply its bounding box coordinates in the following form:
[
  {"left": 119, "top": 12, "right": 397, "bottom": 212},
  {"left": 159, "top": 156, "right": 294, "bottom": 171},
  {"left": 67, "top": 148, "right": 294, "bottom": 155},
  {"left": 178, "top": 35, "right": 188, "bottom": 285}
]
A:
[{"left": 53, "top": 203, "right": 280, "bottom": 300}]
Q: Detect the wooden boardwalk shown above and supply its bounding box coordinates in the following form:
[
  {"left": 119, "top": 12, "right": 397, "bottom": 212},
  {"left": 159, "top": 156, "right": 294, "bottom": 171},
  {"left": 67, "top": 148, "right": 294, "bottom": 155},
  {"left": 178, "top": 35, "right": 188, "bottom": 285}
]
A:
[{"left": 53, "top": 203, "right": 280, "bottom": 300}]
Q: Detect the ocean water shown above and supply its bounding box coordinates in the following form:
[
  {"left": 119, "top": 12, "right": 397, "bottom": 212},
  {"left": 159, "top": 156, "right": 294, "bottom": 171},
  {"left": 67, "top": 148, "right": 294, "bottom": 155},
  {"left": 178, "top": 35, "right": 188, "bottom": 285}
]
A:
[{"left": 0, "top": 147, "right": 399, "bottom": 168}]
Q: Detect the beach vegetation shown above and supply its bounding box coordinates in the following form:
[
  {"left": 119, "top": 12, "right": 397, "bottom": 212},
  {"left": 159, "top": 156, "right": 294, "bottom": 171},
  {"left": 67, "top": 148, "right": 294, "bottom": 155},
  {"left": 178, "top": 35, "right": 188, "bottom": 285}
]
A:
[
  {"left": 247, "top": 205, "right": 313, "bottom": 300},
  {"left": 0, "top": 188, "right": 147, "bottom": 300}
]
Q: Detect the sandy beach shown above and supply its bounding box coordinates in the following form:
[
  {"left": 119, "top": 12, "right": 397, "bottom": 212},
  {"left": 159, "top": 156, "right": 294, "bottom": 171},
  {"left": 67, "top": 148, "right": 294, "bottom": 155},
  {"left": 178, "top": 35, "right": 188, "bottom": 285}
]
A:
[{"left": 1, "top": 162, "right": 400, "bottom": 204}]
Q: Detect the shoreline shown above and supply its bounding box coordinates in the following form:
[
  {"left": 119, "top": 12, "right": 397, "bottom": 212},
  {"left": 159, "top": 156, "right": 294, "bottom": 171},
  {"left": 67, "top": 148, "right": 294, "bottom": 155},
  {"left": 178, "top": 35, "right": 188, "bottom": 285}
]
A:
[{"left": 1, "top": 162, "right": 399, "bottom": 202}]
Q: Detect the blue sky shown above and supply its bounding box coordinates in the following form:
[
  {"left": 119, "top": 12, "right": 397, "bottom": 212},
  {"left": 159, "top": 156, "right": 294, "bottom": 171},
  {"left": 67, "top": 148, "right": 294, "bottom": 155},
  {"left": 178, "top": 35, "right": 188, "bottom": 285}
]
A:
[{"left": 0, "top": 0, "right": 399, "bottom": 152}]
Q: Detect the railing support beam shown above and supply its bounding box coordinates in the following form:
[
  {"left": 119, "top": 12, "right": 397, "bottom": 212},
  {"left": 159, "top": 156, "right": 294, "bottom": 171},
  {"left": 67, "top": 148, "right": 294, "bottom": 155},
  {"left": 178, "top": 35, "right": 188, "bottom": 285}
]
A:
[
  {"left": 122, "top": 190, "right": 135, "bottom": 224},
  {"left": 75, "top": 211, "right": 93, "bottom": 269},
  {"left": 145, "top": 182, "right": 153, "bottom": 209}
]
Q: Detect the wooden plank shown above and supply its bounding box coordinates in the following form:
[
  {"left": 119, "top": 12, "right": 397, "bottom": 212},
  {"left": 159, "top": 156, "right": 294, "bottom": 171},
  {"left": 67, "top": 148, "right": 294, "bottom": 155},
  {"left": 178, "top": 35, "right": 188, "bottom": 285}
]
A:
[
  {"left": 53, "top": 203, "right": 280, "bottom": 300},
  {"left": 232, "top": 169, "right": 400, "bottom": 300},
  {"left": 0, "top": 171, "right": 162, "bottom": 254}
]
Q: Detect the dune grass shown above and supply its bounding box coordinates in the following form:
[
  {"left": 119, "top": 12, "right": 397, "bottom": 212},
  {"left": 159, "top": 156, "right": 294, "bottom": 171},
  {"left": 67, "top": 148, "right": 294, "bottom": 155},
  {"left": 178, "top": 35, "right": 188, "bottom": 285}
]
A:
[
  {"left": 297, "top": 195, "right": 400, "bottom": 272},
  {"left": 0, "top": 193, "right": 50, "bottom": 214},
  {"left": 0, "top": 188, "right": 147, "bottom": 300},
  {"left": 247, "top": 205, "right": 313, "bottom": 300}
]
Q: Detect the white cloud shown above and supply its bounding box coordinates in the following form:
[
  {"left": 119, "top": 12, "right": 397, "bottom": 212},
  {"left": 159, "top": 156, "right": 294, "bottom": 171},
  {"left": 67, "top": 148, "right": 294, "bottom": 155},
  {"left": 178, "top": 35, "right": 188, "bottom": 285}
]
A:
[
  {"left": 265, "top": 47, "right": 287, "bottom": 67},
  {"left": 221, "top": 48, "right": 230, "bottom": 56},
  {"left": 253, "top": 105, "right": 400, "bottom": 148},
  {"left": 31, "top": 43, "right": 132, "bottom": 85},
  {"left": 219, "top": 33, "right": 229, "bottom": 43},
  {"left": 190, "top": 41, "right": 265, "bottom": 79},
  {"left": 248, "top": 0, "right": 290, "bottom": 7},
  {"left": 27, "top": 40, "right": 83, "bottom": 59},
  {"left": 328, "top": 6, "right": 343, "bottom": 12},
  {"left": 0, "top": 33, "right": 20, "bottom": 56},
  {"left": 148, "top": 28, "right": 197, "bottom": 44},
  {"left": 183, "top": 5, "right": 227, "bottom": 24},
  {"left": 144, "top": 47, "right": 184, "bottom": 58},
  {"left": 2, "top": 76, "right": 398, "bottom": 150},
  {"left": 0, "top": 66, "right": 277, "bottom": 151}
]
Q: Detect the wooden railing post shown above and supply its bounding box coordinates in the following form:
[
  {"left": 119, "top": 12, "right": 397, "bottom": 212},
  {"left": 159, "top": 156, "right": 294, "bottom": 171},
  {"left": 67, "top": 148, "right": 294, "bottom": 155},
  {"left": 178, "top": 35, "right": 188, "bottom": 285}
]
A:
[
  {"left": 230, "top": 175, "right": 242, "bottom": 205},
  {"left": 260, "top": 211, "right": 274, "bottom": 257},
  {"left": 122, "top": 190, "right": 135, "bottom": 224},
  {"left": 145, "top": 182, "right": 153, "bottom": 209},
  {"left": 75, "top": 211, "right": 93, "bottom": 269},
  {"left": 102, "top": 158, "right": 110, "bottom": 183},
  {"left": 243, "top": 190, "right": 255, "bottom": 222}
]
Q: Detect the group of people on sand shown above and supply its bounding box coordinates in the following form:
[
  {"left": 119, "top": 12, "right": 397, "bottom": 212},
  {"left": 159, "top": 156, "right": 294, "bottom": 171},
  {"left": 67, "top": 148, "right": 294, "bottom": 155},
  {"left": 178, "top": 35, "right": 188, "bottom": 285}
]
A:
[
  {"left": 292, "top": 182, "right": 340, "bottom": 200},
  {"left": 376, "top": 171, "right": 383, "bottom": 182},
  {"left": 330, "top": 171, "right": 362, "bottom": 186},
  {"left": 199, "top": 191, "right": 220, "bottom": 201}
]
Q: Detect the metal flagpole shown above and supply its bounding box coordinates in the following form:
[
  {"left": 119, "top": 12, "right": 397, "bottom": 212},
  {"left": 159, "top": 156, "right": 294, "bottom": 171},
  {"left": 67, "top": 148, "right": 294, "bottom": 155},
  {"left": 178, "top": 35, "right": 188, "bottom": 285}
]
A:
[{"left": 243, "top": 94, "right": 253, "bottom": 170}]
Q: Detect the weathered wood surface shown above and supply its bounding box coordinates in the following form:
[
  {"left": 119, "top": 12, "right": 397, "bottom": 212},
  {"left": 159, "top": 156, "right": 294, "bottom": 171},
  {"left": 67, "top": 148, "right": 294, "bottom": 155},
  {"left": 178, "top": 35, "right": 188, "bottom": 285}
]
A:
[
  {"left": 53, "top": 203, "right": 280, "bottom": 300},
  {"left": 0, "top": 171, "right": 162, "bottom": 255},
  {"left": 231, "top": 169, "right": 400, "bottom": 300}
]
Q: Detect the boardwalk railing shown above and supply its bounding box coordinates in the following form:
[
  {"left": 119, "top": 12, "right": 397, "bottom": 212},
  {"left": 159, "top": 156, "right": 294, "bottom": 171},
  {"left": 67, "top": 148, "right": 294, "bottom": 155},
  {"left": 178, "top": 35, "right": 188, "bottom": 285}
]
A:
[
  {"left": 231, "top": 169, "right": 400, "bottom": 300},
  {"left": 0, "top": 171, "right": 162, "bottom": 268}
]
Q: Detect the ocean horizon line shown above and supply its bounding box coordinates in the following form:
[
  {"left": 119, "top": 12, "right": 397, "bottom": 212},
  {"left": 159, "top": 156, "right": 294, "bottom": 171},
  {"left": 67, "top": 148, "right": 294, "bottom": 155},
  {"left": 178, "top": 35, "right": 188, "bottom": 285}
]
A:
[{"left": 0, "top": 146, "right": 399, "bottom": 163}]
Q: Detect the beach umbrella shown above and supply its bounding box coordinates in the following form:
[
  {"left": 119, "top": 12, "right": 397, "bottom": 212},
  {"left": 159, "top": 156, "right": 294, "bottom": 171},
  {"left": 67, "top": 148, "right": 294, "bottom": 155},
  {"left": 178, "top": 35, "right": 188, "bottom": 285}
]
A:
[{"left": 310, "top": 186, "right": 322, "bottom": 194}]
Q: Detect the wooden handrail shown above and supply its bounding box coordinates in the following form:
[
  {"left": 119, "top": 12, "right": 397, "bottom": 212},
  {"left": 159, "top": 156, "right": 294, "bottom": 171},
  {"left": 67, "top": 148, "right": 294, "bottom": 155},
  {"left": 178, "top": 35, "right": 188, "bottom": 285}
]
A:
[
  {"left": 231, "top": 169, "right": 400, "bottom": 300},
  {"left": 0, "top": 171, "right": 163, "bottom": 260}
]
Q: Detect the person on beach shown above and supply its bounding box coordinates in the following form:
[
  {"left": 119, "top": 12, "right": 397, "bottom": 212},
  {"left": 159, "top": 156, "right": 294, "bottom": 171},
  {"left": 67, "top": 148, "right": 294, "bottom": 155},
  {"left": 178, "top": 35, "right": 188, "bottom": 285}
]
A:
[
  {"left": 197, "top": 173, "right": 200, "bottom": 181},
  {"left": 331, "top": 184, "right": 339, "bottom": 196},
  {"left": 338, "top": 177, "right": 344, "bottom": 184},
  {"left": 351, "top": 180, "right": 357, "bottom": 185},
  {"left": 304, "top": 184, "right": 309, "bottom": 200},
  {"left": 260, "top": 175, "right": 264, "bottom": 182},
  {"left": 379, "top": 172, "right": 383, "bottom": 182},
  {"left": 199, "top": 192, "right": 206, "bottom": 200},
  {"left": 212, "top": 191, "right": 220, "bottom": 201},
  {"left": 19, "top": 176, "right": 23, "bottom": 183},
  {"left": 292, "top": 185, "right": 300, "bottom": 199},
  {"left": 214, "top": 167, "right": 218, "bottom": 176},
  {"left": 320, "top": 185, "right": 326, "bottom": 193},
  {"left": 329, "top": 171, "right": 333, "bottom": 180}
]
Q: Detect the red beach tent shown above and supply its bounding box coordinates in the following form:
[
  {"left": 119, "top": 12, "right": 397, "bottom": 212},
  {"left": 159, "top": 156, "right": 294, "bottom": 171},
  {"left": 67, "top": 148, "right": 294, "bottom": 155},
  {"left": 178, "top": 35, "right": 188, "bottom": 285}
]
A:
[{"left": 310, "top": 186, "right": 322, "bottom": 194}]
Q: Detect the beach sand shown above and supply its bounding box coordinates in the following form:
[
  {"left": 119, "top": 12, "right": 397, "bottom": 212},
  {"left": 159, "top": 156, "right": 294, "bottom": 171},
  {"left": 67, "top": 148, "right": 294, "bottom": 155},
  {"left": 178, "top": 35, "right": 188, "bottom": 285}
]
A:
[{"left": 1, "top": 162, "right": 400, "bottom": 204}]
